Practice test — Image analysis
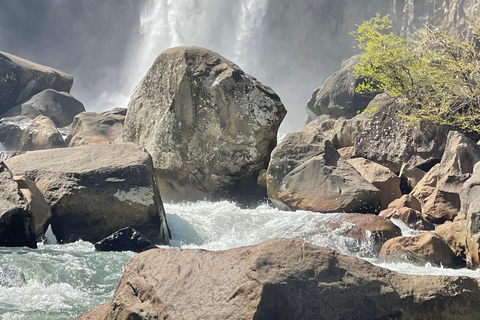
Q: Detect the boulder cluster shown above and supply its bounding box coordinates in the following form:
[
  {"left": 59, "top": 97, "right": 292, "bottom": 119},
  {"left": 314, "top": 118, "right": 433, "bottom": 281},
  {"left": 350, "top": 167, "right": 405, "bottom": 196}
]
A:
[{"left": 4, "top": 47, "right": 480, "bottom": 319}]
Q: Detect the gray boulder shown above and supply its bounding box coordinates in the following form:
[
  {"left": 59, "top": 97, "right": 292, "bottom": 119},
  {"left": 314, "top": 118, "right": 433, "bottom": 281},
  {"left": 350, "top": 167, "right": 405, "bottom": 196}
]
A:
[
  {"left": 0, "top": 51, "right": 73, "bottom": 115},
  {"left": 0, "top": 162, "right": 36, "bottom": 248},
  {"left": 267, "top": 129, "right": 381, "bottom": 213},
  {"left": 66, "top": 108, "right": 126, "bottom": 147},
  {"left": 95, "top": 227, "right": 156, "bottom": 253},
  {"left": 5, "top": 143, "right": 170, "bottom": 245},
  {"left": 1, "top": 89, "right": 85, "bottom": 128},
  {"left": 76, "top": 238, "right": 480, "bottom": 320},
  {"left": 354, "top": 94, "right": 449, "bottom": 173},
  {"left": 121, "top": 46, "right": 286, "bottom": 202},
  {"left": 305, "top": 55, "right": 378, "bottom": 122}
]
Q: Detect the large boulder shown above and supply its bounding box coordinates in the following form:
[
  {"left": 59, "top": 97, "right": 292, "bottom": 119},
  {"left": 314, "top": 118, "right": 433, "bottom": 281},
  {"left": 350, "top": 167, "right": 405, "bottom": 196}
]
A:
[
  {"left": 76, "top": 238, "right": 480, "bottom": 320},
  {"left": 18, "top": 115, "right": 65, "bottom": 151},
  {"left": 435, "top": 220, "right": 468, "bottom": 266},
  {"left": 305, "top": 55, "right": 378, "bottom": 121},
  {"left": 0, "top": 162, "right": 36, "bottom": 248},
  {"left": 461, "top": 162, "right": 480, "bottom": 268},
  {"left": 422, "top": 188, "right": 460, "bottom": 224},
  {"left": 0, "top": 51, "right": 73, "bottom": 115},
  {"left": 0, "top": 89, "right": 85, "bottom": 128},
  {"left": 5, "top": 143, "right": 170, "bottom": 244},
  {"left": 267, "top": 130, "right": 381, "bottom": 213},
  {"left": 14, "top": 175, "right": 52, "bottom": 241},
  {"left": 380, "top": 232, "right": 460, "bottom": 268},
  {"left": 66, "top": 108, "right": 126, "bottom": 147},
  {"left": 411, "top": 163, "right": 440, "bottom": 203},
  {"left": 347, "top": 157, "right": 402, "bottom": 210},
  {"left": 353, "top": 94, "right": 449, "bottom": 173},
  {"left": 121, "top": 46, "right": 286, "bottom": 202}
]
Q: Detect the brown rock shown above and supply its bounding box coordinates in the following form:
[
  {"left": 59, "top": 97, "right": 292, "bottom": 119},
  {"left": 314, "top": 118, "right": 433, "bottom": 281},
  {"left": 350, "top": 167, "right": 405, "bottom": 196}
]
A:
[
  {"left": 337, "top": 146, "right": 354, "bottom": 159},
  {"left": 66, "top": 108, "right": 126, "bottom": 147},
  {"left": 379, "top": 207, "right": 434, "bottom": 231},
  {"left": 76, "top": 238, "right": 480, "bottom": 320},
  {"left": 347, "top": 157, "right": 402, "bottom": 209},
  {"left": 435, "top": 220, "right": 468, "bottom": 264},
  {"left": 18, "top": 115, "right": 64, "bottom": 151},
  {"left": 14, "top": 175, "right": 52, "bottom": 240},
  {"left": 422, "top": 188, "right": 460, "bottom": 224},
  {"left": 399, "top": 163, "right": 426, "bottom": 193},
  {"left": 411, "top": 163, "right": 439, "bottom": 204},
  {"left": 380, "top": 232, "right": 459, "bottom": 267},
  {"left": 385, "top": 194, "right": 422, "bottom": 212}
]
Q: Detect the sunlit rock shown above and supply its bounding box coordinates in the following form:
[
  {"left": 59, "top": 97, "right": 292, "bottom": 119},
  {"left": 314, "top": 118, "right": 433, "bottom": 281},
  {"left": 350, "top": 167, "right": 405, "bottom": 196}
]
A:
[
  {"left": 5, "top": 143, "right": 170, "bottom": 245},
  {"left": 66, "top": 108, "right": 126, "bottom": 147},
  {"left": 77, "top": 238, "right": 480, "bottom": 320},
  {"left": 122, "top": 46, "right": 286, "bottom": 202},
  {"left": 267, "top": 130, "right": 381, "bottom": 213},
  {"left": 1, "top": 89, "right": 85, "bottom": 128},
  {"left": 0, "top": 162, "right": 36, "bottom": 248},
  {"left": 18, "top": 115, "right": 64, "bottom": 151}
]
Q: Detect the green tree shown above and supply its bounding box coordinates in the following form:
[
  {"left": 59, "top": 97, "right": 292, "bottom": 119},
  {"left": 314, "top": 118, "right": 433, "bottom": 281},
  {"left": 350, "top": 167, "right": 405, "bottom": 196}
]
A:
[{"left": 352, "top": 14, "right": 480, "bottom": 132}]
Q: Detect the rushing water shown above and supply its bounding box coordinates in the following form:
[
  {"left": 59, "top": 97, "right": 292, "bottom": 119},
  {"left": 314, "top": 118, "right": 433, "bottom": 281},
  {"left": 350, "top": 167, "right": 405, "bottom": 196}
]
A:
[{"left": 1, "top": 200, "right": 480, "bottom": 318}]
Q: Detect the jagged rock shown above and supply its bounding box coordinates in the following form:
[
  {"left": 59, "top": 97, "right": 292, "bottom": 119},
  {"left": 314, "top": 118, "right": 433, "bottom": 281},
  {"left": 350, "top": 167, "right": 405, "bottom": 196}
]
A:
[
  {"left": 76, "top": 238, "right": 480, "bottom": 320},
  {"left": 384, "top": 194, "right": 422, "bottom": 213},
  {"left": 121, "top": 46, "right": 286, "bottom": 202},
  {"left": 435, "top": 220, "right": 468, "bottom": 265},
  {"left": 380, "top": 232, "right": 460, "bottom": 268},
  {"left": 0, "top": 51, "right": 73, "bottom": 115},
  {"left": 353, "top": 94, "right": 449, "bottom": 173},
  {"left": 304, "top": 114, "right": 369, "bottom": 149},
  {"left": 0, "top": 89, "right": 85, "bottom": 128},
  {"left": 318, "top": 213, "right": 401, "bottom": 256},
  {"left": 267, "top": 130, "right": 380, "bottom": 213},
  {"left": 67, "top": 108, "right": 126, "bottom": 147},
  {"left": 14, "top": 175, "right": 51, "bottom": 240},
  {"left": 337, "top": 146, "right": 354, "bottom": 159},
  {"left": 422, "top": 188, "right": 460, "bottom": 224},
  {"left": 411, "top": 163, "right": 440, "bottom": 204},
  {"left": 347, "top": 157, "right": 402, "bottom": 210},
  {"left": 18, "top": 115, "right": 64, "bottom": 151},
  {"left": 437, "top": 131, "right": 480, "bottom": 194},
  {"left": 95, "top": 227, "right": 156, "bottom": 253},
  {"left": 461, "top": 161, "right": 480, "bottom": 268},
  {"left": 0, "top": 162, "right": 36, "bottom": 248},
  {"left": 0, "top": 116, "right": 32, "bottom": 151},
  {"left": 5, "top": 143, "right": 169, "bottom": 245},
  {"left": 305, "top": 55, "right": 378, "bottom": 121},
  {"left": 379, "top": 207, "right": 434, "bottom": 231}
]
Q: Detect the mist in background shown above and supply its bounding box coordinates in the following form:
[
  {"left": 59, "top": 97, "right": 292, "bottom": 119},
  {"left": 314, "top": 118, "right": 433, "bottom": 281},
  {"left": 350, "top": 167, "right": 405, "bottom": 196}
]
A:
[{"left": 0, "top": 0, "right": 391, "bottom": 132}]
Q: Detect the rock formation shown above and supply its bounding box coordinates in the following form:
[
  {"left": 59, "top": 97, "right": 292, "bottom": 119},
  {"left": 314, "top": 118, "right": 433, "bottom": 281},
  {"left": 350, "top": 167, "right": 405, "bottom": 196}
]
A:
[
  {"left": 76, "top": 238, "right": 480, "bottom": 320},
  {"left": 66, "top": 108, "right": 126, "bottom": 147},
  {"left": 5, "top": 143, "right": 170, "bottom": 244},
  {"left": 0, "top": 162, "right": 36, "bottom": 248},
  {"left": 122, "top": 46, "right": 286, "bottom": 202}
]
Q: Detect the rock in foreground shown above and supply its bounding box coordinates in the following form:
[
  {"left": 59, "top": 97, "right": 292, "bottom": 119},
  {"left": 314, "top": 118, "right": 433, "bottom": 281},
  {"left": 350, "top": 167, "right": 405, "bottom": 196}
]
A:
[
  {"left": 5, "top": 143, "right": 169, "bottom": 244},
  {"left": 77, "top": 238, "right": 480, "bottom": 320},
  {"left": 122, "top": 46, "right": 286, "bottom": 202}
]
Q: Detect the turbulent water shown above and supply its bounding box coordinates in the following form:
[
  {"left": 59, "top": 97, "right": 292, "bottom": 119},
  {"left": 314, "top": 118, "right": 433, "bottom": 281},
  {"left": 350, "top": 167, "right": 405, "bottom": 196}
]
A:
[{"left": 2, "top": 201, "right": 480, "bottom": 318}]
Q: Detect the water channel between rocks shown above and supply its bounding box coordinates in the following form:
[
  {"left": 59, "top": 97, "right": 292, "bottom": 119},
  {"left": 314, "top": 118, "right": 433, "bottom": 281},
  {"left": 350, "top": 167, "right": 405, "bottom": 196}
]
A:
[{"left": 1, "top": 200, "right": 479, "bottom": 319}]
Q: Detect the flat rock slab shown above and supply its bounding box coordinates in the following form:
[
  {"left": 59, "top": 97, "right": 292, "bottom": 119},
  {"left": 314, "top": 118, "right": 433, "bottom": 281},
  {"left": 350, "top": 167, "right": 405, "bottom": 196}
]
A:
[
  {"left": 5, "top": 143, "right": 169, "bottom": 244},
  {"left": 77, "top": 238, "right": 480, "bottom": 320}
]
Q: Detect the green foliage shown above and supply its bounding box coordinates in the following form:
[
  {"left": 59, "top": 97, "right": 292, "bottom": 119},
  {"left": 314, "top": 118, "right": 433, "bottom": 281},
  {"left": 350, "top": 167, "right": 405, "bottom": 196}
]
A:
[{"left": 352, "top": 14, "right": 480, "bottom": 132}]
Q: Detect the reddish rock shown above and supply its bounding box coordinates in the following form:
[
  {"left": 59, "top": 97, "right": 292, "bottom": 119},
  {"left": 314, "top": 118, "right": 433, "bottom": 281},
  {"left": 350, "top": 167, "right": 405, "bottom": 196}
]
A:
[
  {"left": 435, "top": 220, "right": 468, "bottom": 264},
  {"left": 422, "top": 188, "right": 460, "bottom": 224},
  {"left": 379, "top": 207, "right": 434, "bottom": 231}
]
